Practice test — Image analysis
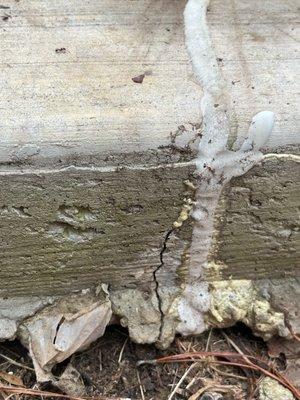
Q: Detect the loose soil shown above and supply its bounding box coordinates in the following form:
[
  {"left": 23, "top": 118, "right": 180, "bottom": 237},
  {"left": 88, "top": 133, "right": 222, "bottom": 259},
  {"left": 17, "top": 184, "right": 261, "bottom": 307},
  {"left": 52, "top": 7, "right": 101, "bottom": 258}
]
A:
[{"left": 0, "top": 324, "right": 288, "bottom": 400}]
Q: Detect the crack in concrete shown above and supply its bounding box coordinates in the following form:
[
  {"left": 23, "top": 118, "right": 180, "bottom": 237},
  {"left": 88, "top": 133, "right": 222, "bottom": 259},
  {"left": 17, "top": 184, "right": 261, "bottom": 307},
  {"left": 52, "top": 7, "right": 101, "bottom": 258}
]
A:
[
  {"left": 53, "top": 316, "right": 65, "bottom": 345},
  {"left": 153, "top": 228, "right": 174, "bottom": 342}
]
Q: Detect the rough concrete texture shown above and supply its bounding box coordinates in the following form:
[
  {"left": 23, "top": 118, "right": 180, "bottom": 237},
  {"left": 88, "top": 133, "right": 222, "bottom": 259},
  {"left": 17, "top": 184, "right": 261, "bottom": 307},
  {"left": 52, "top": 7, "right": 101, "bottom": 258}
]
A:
[
  {"left": 207, "top": 279, "right": 289, "bottom": 340},
  {"left": 0, "top": 0, "right": 299, "bottom": 380},
  {"left": 110, "top": 288, "right": 161, "bottom": 344},
  {"left": 0, "top": 296, "right": 56, "bottom": 340},
  {"left": 210, "top": 155, "right": 300, "bottom": 281},
  {"left": 258, "top": 377, "right": 295, "bottom": 400},
  {"left": 0, "top": 162, "right": 195, "bottom": 297},
  {"left": 1, "top": 0, "right": 297, "bottom": 165}
]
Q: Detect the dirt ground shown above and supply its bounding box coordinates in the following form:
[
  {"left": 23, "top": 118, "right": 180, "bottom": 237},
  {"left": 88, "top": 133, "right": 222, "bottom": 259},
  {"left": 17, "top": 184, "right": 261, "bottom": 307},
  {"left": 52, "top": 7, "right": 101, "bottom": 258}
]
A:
[{"left": 0, "top": 324, "right": 295, "bottom": 400}]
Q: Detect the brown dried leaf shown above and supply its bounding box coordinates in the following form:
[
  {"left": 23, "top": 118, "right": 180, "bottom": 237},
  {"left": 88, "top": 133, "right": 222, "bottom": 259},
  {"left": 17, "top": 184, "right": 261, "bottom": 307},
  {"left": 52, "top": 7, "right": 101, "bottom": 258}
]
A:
[{"left": 0, "top": 371, "right": 24, "bottom": 387}]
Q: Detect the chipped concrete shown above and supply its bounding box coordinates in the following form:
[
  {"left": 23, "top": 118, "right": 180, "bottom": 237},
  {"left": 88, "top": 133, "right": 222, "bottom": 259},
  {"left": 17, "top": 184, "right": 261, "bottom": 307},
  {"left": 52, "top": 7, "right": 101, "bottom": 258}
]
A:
[
  {"left": 258, "top": 377, "right": 294, "bottom": 400},
  {"left": 109, "top": 288, "right": 161, "bottom": 344},
  {"left": 207, "top": 280, "right": 289, "bottom": 340},
  {"left": 0, "top": 296, "right": 56, "bottom": 340}
]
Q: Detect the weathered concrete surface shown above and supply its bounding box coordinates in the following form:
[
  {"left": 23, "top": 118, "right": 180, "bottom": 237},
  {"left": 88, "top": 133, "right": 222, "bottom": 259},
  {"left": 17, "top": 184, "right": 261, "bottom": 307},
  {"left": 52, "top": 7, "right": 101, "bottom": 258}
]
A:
[
  {"left": 0, "top": 296, "right": 55, "bottom": 339},
  {"left": 0, "top": 0, "right": 201, "bottom": 167},
  {"left": 208, "top": 0, "right": 300, "bottom": 148},
  {"left": 208, "top": 155, "right": 300, "bottom": 281},
  {"left": 0, "top": 154, "right": 298, "bottom": 328},
  {"left": 0, "top": 162, "right": 195, "bottom": 296},
  {"left": 0, "top": 0, "right": 298, "bottom": 167},
  {"left": 206, "top": 278, "right": 299, "bottom": 340},
  {"left": 259, "top": 377, "right": 295, "bottom": 400},
  {"left": 0, "top": 0, "right": 299, "bottom": 364}
]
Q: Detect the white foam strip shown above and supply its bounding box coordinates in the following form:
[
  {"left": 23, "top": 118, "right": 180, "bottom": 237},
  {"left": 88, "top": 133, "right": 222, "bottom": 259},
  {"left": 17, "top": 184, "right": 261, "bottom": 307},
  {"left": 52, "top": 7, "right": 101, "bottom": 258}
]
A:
[
  {"left": 177, "top": 0, "right": 275, "bottom": 336},
  {"left": 184, "top": 0, "right": 229, "bottom": 156},
  {"left": 0, "top": 160, "right": 195, "bottom": 176}
]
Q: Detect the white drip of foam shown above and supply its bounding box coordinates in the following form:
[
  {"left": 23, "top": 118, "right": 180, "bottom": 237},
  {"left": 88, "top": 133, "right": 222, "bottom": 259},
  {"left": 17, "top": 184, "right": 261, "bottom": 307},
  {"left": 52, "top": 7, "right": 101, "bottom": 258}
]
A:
[{"left": 177, "top": 0, "right": 275, "bottom": 335}]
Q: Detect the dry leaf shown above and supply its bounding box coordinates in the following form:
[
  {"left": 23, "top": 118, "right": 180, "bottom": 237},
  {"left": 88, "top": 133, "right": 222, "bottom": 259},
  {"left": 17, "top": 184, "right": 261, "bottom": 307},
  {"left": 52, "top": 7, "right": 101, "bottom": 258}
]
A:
[{"left": 0, "top": 370, "right": 24, "bottom": 387}]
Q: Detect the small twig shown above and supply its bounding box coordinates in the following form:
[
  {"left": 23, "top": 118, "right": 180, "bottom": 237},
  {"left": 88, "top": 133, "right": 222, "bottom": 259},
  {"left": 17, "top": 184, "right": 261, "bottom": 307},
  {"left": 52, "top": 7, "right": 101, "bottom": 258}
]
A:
[
  {"left": 169, "top": 366, "right": 179, "bottom": 394},
  {"left": 142, "top": 351, "right": 300, "bottom": 399},
  {"left": 176, "top": 338, "right": 187, "bottom": 353},
  {"left": 221, "top": 331, "right": 252, "bottom": 365},
  {"left": 221, "top": 330, "right": 256, "bottom": 394},
  {"left": 188, "top": 384, "right": 214, "bottom": 400},
  {"left": 186, "top": 370, "right": 205, "bottom": 391},
  {"left": 210, "top": 365, "right": 247, "bottom": 381},
  {"left": 99, "top": 349, "right": 103, "bottom": 372},
  {"left": 188, "top": 384, "right": 234, "bottom": 400},
  {"left": 118, "top": 337, "right": 129, "bottom": 364},
  {"left": 0, "top": 354, "right": 34, "bottom": 372},
  {"left": 168, "top": 363, "right": 198, "bottom": 400},
  {"left": 4, "top": 394, "right": 16, "bottom": 400},
  {"left": 136, "top": 370, "right": 145, "bottom": 400},
  {"left": 205, "top": 329, "right": 213, "bottom": 352},
  {"left": 0, "top": 384, "right": 130, "bottom": 400}
]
